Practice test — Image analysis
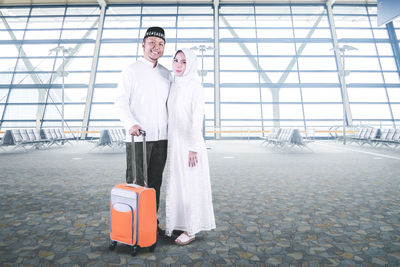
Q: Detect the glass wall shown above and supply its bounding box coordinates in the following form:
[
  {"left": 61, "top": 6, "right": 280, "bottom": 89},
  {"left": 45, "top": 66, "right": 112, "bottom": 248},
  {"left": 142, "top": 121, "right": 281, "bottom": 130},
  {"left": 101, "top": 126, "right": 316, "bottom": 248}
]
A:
[
  {"left": 92, "top": 4, "right": 214, "bottom": 135},
  {"left": 0, "top": 3, "right": 399, "bottom": 139},
  {"left": 219, "top": 4, "right": 341, "bottom": 137},
  {"left": 333, "top": 5, "right": 400, "bottom": 128},
  {"left": 0, "top": 5, "right": 99, "bottom": 132}
]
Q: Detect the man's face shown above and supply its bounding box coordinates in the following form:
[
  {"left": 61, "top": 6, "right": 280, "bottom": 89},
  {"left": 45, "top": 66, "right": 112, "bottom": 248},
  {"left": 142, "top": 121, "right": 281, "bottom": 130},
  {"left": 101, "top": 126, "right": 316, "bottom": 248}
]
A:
[{"left": 142, "top": 36, "right": 165, "bottom": 64}]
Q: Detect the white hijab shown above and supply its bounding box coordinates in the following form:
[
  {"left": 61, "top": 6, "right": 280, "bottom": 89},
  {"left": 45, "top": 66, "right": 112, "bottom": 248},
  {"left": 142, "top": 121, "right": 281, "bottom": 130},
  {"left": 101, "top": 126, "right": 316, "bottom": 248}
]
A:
[{"left": 173, "top": 48, "right": 199, "bottom": 84}]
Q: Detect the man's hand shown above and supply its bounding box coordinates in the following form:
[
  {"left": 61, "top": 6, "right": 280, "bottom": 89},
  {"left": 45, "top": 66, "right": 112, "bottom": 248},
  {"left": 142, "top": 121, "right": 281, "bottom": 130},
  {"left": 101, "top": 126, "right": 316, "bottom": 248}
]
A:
[
  {"left": 188, "top": 151, "right": 198, "bottom": 167},
  {"left": 129, "top": 125, "right": 142, "bottom": 136}
]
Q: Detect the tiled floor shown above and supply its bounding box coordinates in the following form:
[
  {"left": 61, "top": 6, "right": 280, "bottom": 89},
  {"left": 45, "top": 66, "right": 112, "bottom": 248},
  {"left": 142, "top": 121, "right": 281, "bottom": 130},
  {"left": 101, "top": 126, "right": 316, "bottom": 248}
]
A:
[{"left": 0, "top": 140, "right": 399, "bottom": 266}]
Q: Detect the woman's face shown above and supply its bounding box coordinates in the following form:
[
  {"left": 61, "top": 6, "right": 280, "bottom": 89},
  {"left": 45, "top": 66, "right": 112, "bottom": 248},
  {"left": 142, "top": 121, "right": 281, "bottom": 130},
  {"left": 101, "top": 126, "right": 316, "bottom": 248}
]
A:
[{"left": 173, "top": 52, "right": 186, "bottom": 77}]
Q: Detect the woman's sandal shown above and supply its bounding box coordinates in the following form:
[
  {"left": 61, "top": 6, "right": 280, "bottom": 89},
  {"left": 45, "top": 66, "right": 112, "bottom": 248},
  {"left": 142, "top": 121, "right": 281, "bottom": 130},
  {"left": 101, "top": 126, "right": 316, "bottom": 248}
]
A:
[{"left": 175, "top": 233, "right": 195, "bottom": 246}]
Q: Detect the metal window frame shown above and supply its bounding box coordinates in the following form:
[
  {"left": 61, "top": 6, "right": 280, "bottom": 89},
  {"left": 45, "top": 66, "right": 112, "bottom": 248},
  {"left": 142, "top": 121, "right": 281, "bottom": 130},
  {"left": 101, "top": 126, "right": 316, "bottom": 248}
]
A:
[{"left": 1, "top": 2, "right": 399, "bottom": 137}]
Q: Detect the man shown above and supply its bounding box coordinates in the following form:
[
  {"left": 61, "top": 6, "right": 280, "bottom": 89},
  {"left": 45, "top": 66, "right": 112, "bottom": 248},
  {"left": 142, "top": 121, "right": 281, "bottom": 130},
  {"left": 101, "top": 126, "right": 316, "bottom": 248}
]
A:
[{"left": 115, "top": 26, "right": 171, "bottom": 235}]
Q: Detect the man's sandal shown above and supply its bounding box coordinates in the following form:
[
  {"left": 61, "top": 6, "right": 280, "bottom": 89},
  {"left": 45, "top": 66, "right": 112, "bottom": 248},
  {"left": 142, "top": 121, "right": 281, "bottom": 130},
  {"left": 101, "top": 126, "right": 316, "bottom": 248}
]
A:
[{"left": 175, "top": 233, "right": 195, "bottom": 246}]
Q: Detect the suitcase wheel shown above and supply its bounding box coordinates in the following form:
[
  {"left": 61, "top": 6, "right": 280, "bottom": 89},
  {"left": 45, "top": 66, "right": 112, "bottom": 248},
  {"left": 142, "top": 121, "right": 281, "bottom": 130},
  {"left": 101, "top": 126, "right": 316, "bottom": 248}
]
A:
[
  {"left": 109, "top": 240, "right": 117, "bottom": 250},
  {"left": 149, "top": 243, "right": 156, "bottom": 252},
  {"left": 131, "top": 245, "right": 138, "bottom": 257}
]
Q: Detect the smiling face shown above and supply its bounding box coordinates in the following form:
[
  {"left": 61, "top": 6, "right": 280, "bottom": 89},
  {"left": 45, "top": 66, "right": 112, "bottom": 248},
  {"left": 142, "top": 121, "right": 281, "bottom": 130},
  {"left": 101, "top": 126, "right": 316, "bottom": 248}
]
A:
[
  {"left": 172, "top": 51, "right": 186, "bottom": 77},
  {"left": 142, "top": 36, "right": 165, "bottom": 65}
]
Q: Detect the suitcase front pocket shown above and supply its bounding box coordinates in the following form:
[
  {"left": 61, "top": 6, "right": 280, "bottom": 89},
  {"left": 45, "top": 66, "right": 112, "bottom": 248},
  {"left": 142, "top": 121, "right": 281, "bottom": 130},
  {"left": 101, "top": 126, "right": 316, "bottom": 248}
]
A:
[{"left": 111, "top": 203, "right": 137, "bottom": 245}]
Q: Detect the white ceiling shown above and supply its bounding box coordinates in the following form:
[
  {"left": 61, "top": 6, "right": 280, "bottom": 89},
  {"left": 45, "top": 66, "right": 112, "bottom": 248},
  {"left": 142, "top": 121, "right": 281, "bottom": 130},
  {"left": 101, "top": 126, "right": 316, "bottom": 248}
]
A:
[{"left": 0, "top": 0, "right": 378, "bottom": 6}]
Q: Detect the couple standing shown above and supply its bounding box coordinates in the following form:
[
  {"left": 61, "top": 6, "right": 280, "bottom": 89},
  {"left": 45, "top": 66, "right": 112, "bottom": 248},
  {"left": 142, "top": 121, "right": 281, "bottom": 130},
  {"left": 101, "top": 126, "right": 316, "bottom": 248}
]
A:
[{"left": 114, "top": 26, "right": 216, "bottom": 245}]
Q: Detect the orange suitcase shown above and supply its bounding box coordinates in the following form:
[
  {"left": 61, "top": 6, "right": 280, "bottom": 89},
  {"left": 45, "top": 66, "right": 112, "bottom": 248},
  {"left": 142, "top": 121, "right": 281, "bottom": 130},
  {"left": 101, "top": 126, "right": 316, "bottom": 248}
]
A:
[{"left": 109, "top": 131, "right": 157, "bottom": 256}]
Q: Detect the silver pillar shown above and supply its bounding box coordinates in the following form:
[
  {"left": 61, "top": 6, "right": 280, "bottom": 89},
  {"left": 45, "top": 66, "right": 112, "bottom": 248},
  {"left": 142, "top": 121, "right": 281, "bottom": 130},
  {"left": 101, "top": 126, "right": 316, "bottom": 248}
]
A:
[
  {"left": 327, "top": 2, "right": 353, "bottom": 144},
  {"left": 214, "top": 0, "right": 221, "bottom": 139},
  {"left": 80, "top": 1, "right": 107, "bottom": 139}
]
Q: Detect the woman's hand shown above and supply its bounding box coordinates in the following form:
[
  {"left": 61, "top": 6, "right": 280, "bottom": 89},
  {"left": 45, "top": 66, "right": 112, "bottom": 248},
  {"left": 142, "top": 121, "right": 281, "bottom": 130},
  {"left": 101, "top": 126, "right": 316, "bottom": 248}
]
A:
[{"left": 188, "top": 151, "right": 198, "bottom": 167}]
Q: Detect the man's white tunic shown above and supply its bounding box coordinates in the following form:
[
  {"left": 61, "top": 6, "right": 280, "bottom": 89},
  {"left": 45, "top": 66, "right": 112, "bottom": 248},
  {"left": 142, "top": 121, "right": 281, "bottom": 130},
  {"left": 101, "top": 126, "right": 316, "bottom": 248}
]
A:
[{"left": 115, "top": 57, "right": 171, "bottom": 142}]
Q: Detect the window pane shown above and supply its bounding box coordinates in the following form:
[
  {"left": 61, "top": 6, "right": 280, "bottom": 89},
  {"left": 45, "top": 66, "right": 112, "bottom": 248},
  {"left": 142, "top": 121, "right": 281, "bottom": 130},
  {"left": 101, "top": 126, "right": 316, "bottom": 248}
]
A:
[
  {"left": 93, "top": 88, "right": 116, "bottom": 102},
  {"left": 297, "top": 57, "right": 337, "bottom": 70},
  {"left": 103, "top": 16, "right": 140, "bottom": 28},
  {"left": 220, "top": 28, "right": 256, "bottom": 38},
  {"left": 61, "top": 29, "right": 97, "bottom": 40},
  {"left": 220, "top": 43, "right": 258, "bottom": 56},
  {"left": 43, "top": 104, "right": 85, "bottom": 120},
  {"left": 351, "top": 104, "right": 391, "bottom": 119},
  {"left": 299, "top": 72, "right": 338, "bottom": 83},
  {"left": 0, "top": 73, "right": 13, "bottom": 84},
  {"left": 8, "top": 88, "right": 42, "bottom": 103},
  {"left": 221, "top": 104, "right": 260, "bottom": 119},
  {"left": 259, "top": 57, "right": 298, "bottom": 71},
  {"left": 27, "top": 17, "right": 64, "bottom": 29},
  {"left": 347, "top": 87, "right": 388, "bottom": 102},
  {"left": 178, "top": 28, "right": 213, "bottom": 38},
  {"left": 0, "top": 45, "right": 20, "bottom": 57},
  {"left": 387, "top": 88, "right": 400, "bottom": 102},
  {"left": 220, "top": 16, "right": 255, "bottom": 27},
  {"left": 0, "top": 58, "right": 17, "bottom": 71},
  {"left": 337, "top": 29, "right": 373, "bottom": 39},
  {"left": 221, "top": 87, "right": 260, "bottom": 102},
  {"left": 25, "top": 30, "right": 61, "bottom": 40},
  {"left": 376, "top": 43, "right": 394, "bottom": 56},
  {"left": 3, "top": 105, "right": 38, "bottom": 120},
  {"left": 179, "top": 6, "right": 212, "bottom": 15},
  {"left": 142, "top": 6, "right": 177, "bottom": 15},
  {"left": 90, "top": 104, "right": 118, "bottom": 119},
  {"left": 31, "top": 7, "right": 65, "bottom": 16},
  {"left": 279, "top": 88, "right": 302, "bottom": 102},
  {"left": 383, "top": 72, "right": 400, "bottom": 84},
  {"left": 280, "top": 104, "right": 303, "bottom": 119},
  {"left": 292, "top": 15, "right": 329, "bottom": 27},
  {"left": 100, "top": 43, "right": 138, "bottom": 56},
  {"left": 345, "top": 57, "right": 381, "bottom": 71},
  {"left": 258, "top": 43, "right": 296, "bottom": 55},
  {"left": 391, "top": 104, "right": 400, "bottom": 120},
  {"left": 141, "top": 16, "right": 176, "bottom": 27},
  {"left": 221, "top": 57, "right": 257, "bottom": 70},
  {"left": 66, "top": 7, "right": 100, "bottom": 15},
  {"left": 98, "top": 58, "right": 135, "bottom": 71},
  {"left": 220, "top": 72, "right": 259, "bottom": 84},
  {"left": 0, "top": 17, "right": 28, "bottom": 30},
  {"left": 304, "top": 104, "right": 343, "bottom": 119},
  {"left": 302, "top": 87, "right": 342, "bottom": 102},
  {"left": 106, "top": 6, "right": 141, "bottom": 15},
  {"left": 256, "top": 15, "right": 293, "bottom": 27},
  {"left": 346, "top": 72, "right": 383, "bottom": 84},
  {"left": 264, "top": 72, "right": 299, "bottom": 83},
  {"left": 177, "top": 15, "right": 213, "bottom": 27},
  {"left": 0, "top": 7, "right": 30, "bottom": 16}
]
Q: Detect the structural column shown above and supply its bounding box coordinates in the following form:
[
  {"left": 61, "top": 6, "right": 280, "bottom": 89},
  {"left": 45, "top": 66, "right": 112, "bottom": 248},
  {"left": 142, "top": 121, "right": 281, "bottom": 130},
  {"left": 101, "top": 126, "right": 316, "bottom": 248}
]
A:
[
  {"left": 386, "top": 21, "right": 400, "bottom": 79},
  {"left": 326, "top": 0, "right": 353, "bottom": 127},
  {"left": 80, "top": 0, "right": 107, "bottom": 139},
  {"left": 214, "top": 0, "right": 221, "bottom": 139}
]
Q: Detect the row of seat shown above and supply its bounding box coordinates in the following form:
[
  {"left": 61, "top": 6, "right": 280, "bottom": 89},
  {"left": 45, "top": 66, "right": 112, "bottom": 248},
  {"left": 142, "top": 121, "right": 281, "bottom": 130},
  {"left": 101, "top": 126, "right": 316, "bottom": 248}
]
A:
[
  {"left": 262, "top": 128, "right": 313, "bottom": 148},
  {"left": 349, "top": 127, "right": 400, "bottom": 148},
  {"left": 94, "top": 128, "right": 126, "bottom": 149},
  {"left": 0, "top": 128, "right": 75, "bottom": 150}
]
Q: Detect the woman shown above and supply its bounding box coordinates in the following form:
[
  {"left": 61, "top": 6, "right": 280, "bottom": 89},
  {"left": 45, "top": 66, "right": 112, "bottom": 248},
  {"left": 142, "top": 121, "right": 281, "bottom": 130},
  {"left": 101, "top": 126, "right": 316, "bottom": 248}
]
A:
[{"left": 165, "top": 48, "right": 216, "bottom": 245}]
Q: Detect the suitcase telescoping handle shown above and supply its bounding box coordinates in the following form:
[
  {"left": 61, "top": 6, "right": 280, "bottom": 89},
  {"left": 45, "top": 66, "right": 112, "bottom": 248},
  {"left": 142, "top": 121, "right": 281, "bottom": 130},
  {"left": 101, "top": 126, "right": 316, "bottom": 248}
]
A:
[{"left": 130, "top": 129, "right": 148, "bottom": 187}]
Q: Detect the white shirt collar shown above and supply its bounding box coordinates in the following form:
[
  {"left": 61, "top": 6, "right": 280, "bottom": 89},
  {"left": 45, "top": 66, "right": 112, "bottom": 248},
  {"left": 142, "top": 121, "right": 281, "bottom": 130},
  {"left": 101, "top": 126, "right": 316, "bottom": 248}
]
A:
[{"left": 138, "top": 57, "right": 157, "bottom": 68}]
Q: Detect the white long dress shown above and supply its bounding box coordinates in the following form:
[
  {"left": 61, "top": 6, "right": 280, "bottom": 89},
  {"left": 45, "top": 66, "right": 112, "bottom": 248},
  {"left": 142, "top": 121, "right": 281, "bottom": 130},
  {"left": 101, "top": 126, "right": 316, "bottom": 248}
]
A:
[{"left": 165, "top": 49, "right": 216, "bottom": 237}]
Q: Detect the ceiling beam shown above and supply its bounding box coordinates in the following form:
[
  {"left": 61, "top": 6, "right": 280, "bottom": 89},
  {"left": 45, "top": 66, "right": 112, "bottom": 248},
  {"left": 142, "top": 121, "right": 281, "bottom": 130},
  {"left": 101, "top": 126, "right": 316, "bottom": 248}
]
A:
[{"left": 0, "top": 0, "right": 377, "bottom": 6}]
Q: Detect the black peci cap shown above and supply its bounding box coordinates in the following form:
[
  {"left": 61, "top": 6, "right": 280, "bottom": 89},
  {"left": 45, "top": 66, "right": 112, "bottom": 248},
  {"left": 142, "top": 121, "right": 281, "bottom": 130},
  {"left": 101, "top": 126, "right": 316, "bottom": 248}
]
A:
[{"left": 143, "top": 26, "right": 165, "bottom": 42}]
